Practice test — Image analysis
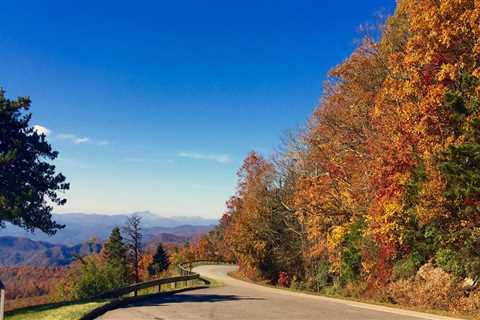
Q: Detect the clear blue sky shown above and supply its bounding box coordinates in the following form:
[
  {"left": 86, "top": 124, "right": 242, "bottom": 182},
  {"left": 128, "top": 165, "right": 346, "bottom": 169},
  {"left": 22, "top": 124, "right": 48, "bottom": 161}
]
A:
[{"left": 0, "top": 1, "right": 394, "bottom": 218}]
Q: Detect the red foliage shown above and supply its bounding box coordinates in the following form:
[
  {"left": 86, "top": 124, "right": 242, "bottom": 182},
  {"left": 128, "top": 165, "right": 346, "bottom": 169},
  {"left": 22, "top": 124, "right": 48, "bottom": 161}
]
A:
[
  {"left": 0, "top": 266, "right": 67, "bottom": 311},
  {"left": 277, "top": 272, "right": 289, "bottom": 287}
]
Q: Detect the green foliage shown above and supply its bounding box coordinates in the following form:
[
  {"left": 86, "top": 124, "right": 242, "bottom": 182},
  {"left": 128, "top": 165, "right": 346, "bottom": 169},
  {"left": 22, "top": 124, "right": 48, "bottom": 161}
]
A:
[
  {"left": 392, "top": 251, "right": 424, "bottom": 280},
  {"left": 435, "top": 248, "right": 467, "bottom": 279},
  {"left": 339, "top": 218, "right": 365, "bottom": 284},
  {"left": 70, "top": 232, "right": 129, "bottom": 300},
  {"left": 404, "top": 162, "right": 426, "bottom": 209},
  {"left": 439, "top": 141, "right": 480, "bottom": 207},
  {"left": 289, "top": 275, "right": 307, "bottom": 291},
  {"left": 148, "top": 243, "right": 170, "bottom": 276},
  {"left": 321, "top": 281, "right": 342, "bottom": 297},
  {"left": 435, "top": 84, "right": 480, "bottom": 279},
  {"left": 72, "top": 255, "right": 110, "bottom": 300},
  {"left": 103, "top": 227, "right": 128, "bottom": 288},
  {"left": 310, "top": 260, "right": 331, "bottom": 291},
  {"left": 0, "top": 89, "right": 69, "bottom": 235}
]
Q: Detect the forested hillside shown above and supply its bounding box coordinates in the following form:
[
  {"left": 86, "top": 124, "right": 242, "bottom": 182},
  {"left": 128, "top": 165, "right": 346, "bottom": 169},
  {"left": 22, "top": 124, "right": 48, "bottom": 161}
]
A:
[
  {"left": 182, "top": 0, "right": 480, "bottom": 313},
  {"left": 0, "top": 236, "right": 100, "bottom": 266}
]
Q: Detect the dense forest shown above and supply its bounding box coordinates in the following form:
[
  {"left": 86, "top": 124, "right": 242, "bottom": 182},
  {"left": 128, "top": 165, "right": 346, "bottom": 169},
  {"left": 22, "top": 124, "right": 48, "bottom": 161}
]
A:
[{"left": 179, "top": 0, "right": 480, "bottom": 313}]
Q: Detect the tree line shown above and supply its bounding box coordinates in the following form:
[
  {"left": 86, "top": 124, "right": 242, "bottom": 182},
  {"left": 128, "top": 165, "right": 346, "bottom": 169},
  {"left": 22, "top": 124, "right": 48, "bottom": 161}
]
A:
[
  {"left": 181, "top": 0, "right": 480, "bottom": 313},
  {"left": 56, "top": 214, "right": 171, "bottom": 300}
]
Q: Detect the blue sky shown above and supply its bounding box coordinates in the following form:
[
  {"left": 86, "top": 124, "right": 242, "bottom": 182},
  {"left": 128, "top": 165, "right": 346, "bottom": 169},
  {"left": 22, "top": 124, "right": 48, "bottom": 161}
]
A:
[{"left": 0, "top": 1, "right": 394, "bottom": 218}]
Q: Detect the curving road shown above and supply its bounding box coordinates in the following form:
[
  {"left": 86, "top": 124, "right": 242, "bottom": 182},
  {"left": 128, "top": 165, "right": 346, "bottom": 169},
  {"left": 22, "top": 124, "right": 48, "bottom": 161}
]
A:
[{"left": 98, "top": 265, "right": 460, "bottom": 320}]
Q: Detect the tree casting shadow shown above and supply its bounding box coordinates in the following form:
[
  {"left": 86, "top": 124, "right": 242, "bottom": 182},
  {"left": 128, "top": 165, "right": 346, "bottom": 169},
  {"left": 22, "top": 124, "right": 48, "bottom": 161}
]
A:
[{"left": 125, "top": 293, "right": 264, "bottom": 308}]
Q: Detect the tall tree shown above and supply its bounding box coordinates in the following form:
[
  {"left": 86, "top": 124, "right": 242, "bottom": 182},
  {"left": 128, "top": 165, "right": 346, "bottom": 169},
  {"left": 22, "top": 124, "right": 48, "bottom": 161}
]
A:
[
  {"left": 148, "top": 243, "right": 170, "bottom": 276},
  {"left": 103, "top": 227, "right": 128, "bottom": 288},
  {"left": 0, "top": 89, "right": 69, "bottom": 234},
  {"left": 123, "top": 214, "right": 143, "bottom": 285}
]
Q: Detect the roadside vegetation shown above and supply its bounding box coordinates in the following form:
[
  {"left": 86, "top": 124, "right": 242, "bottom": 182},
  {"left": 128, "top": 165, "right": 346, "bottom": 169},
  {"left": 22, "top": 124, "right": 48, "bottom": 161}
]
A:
[
  {"left": 5, "top": 301, "right": 111, "bottom": 320},
  {"left": 1, "top": 0, "right": 480, "bottom": 318},
  {"left": 1, "top": 212, "right": 183, "bottom": 311},
  {"left": 176, "top": 0, "right": 480, "bottom": 317}
]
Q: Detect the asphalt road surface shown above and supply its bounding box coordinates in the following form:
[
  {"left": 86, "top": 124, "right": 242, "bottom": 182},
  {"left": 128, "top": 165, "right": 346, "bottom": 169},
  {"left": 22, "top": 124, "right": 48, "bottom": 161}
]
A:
[{"left": 98, "top": 265, "right": 460, "bottom": 320}]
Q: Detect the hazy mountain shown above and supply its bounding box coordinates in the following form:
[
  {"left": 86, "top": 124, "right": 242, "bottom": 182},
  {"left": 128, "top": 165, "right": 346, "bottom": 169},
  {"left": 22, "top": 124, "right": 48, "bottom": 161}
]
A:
[
  {"left": 144, "top": 225, "right": 214, "bottom": 238},
  {"left": 0, "top": 225, "right": 212, "bottom": 266},
  {"left": 0, "top": 211, "right": 217, "bottom": 245},
  {"left": 0, "top": 236, "right": 101, "bottom": 266}
]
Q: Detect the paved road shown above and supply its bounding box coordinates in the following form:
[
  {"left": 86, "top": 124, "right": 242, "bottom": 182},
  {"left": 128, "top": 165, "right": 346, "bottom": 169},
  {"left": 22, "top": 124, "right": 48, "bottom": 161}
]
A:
[{"left": 98, "top": 265, "right": 460, "bottom": 320}]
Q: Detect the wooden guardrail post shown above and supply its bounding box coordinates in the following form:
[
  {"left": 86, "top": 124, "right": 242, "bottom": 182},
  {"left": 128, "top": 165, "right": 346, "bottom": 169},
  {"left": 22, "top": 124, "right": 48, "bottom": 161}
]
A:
[{"left": 0, "top": 280, "right": 5, "bottom": 320}]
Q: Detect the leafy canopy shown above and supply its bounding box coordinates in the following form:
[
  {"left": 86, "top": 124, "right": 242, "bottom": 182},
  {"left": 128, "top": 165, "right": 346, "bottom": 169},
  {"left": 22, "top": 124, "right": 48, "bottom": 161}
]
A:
[{"left": 0, "top": 89, "right": 69, "bottom": 235}]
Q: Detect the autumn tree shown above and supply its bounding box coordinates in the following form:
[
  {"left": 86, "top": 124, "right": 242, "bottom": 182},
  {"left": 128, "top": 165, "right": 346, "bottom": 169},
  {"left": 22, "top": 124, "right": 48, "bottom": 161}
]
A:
[
  {"left": 367, "top": 0, "right": 480, "bottom": 282},
  {"left": 123, "top": 214, "right": 144, "bottom": 285},
  {"left": 0, "top": 89, "right": 69, "bottom": 234},
  {"left": 223, "top": 151, "right": 290, "bottom": 280},
  {"left": 192, "top": 1, "right": 480, "bottom": 310}
]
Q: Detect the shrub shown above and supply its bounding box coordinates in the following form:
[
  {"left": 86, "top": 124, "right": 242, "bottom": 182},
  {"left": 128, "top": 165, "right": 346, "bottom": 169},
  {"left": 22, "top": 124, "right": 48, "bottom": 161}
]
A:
[
  {"left": 435, "top": 248, "right": 466, "bottom": 279},
  {"left": 310, "top": 260, "right": 330, "bottom": 291},
  {"left": 392, "top": 251, "right": 424, "bottom": 280},
  {"left": 339, "top": 218, "right": 365, "bottom": 284},
  {"left": 388, "top": 262, "right": 462, "bottom": 310},
  {"left": 277, "top": 272, "right": 289, "bottom": 287},
  {"left": 321, "top": 280, "right": 342, "bottom": 296},
  {"left": 290, "top": 276, "right": 307, "bottom": 291},
  {"left": 342, "top": 281, "right": 367, "bottom": 298},
  {"left": 455, "top": 290, "right": 480, "bottom": 313}
]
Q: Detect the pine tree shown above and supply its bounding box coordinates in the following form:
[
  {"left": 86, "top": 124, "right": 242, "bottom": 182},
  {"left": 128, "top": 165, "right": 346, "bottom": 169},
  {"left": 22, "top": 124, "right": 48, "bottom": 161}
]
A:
[
  {"left": 0, "top": 89, "right": 69, "bottom": 234},
  {"left": 103, "top": 227, "right": 128, "bottom": 288},
  {"left": 148, "top": 243, "right": 170, "bottom": 276}
]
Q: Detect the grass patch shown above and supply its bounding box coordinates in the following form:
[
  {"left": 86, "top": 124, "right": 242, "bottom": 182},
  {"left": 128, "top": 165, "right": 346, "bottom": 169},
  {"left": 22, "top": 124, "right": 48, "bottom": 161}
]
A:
[{"left": 5, "top": 300, "right": 111, "bottom": 320}]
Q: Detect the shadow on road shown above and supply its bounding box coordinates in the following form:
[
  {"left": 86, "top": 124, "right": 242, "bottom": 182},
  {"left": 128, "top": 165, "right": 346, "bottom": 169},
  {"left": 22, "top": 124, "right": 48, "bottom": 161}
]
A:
[{"left": 124, "top": 293, "right": 265, "bottom": 308}]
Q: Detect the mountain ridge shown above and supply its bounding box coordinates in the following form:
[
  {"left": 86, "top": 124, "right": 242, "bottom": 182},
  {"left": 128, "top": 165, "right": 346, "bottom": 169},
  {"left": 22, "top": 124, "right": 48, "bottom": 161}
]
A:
[
  {"left": 0, "top": 211, "right": 217, "bottom": 245},
  {"left": 0, "top": 236, "right": 101, "bottom": 266}
]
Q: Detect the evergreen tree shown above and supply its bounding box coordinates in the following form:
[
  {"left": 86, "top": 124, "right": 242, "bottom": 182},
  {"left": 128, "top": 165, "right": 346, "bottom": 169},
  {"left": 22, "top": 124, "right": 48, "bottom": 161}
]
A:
[
  {"left": 148, "top": 243, "right": 170, "bottom": 276},
  {"left": 0, "top": 89, "right": 69, "bottom": 234},
  {"left": 103, "top": 227, "right": 128, "bottom": 288}
]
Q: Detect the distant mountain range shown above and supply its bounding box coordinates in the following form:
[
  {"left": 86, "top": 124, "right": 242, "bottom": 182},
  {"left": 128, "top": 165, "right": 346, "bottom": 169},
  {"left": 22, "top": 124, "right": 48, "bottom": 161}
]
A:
[
  {"left": 0, "top": 211, "right": 217, "bottom": 246},
  {"left": 0, "top": 236, "right": 101, "bottom": 266}
]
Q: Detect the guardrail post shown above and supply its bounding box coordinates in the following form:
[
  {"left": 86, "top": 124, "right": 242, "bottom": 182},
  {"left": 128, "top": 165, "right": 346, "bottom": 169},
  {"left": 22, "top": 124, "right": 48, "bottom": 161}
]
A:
[{"left": 0, "top": 280, "right": 5, "bottom": 320}]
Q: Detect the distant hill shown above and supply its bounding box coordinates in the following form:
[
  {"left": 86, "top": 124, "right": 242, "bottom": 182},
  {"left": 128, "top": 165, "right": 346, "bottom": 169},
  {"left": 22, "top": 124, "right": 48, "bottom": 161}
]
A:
[
  {"left": 0, "top": 225, "right": 211, "bottom": 266},
  {"left": 145, "top": 225, "right": 214, "bottom": 238},
  {"left": 0, "top": 211, "right": 217, "bottom": 245},
  {"left": 0, "top": 236, "right": 101, "bottom": 266}
]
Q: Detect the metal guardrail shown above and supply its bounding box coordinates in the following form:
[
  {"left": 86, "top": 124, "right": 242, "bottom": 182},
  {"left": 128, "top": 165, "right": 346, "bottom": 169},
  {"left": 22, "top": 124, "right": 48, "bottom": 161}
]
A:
[
  {"left": 94, "top": 274, "right": 201, "bottom": 299},
  {"left": 96, "top": 260, "right": 232, "bottom": 299},
  {"left": 177, "top": 260, "right": 235, "bottom": 276}
]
